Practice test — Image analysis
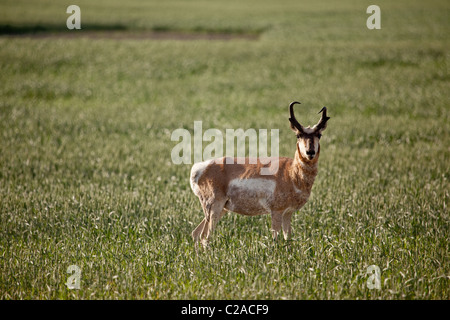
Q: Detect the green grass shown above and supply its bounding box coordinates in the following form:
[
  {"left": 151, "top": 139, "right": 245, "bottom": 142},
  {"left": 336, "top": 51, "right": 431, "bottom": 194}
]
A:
[{"left": 0, "top": 0, "right": 449, "bottom": 299}]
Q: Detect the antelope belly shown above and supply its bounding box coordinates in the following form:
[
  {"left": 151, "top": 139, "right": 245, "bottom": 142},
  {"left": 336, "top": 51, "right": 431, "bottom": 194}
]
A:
[{"left": 225, "top": 178, "right": 275, "bottom": 215}]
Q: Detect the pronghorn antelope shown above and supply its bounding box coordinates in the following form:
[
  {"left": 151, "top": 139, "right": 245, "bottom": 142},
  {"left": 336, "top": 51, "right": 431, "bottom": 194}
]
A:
[{"left": 190, "top": 101, "right": 330, "bottom": 247}]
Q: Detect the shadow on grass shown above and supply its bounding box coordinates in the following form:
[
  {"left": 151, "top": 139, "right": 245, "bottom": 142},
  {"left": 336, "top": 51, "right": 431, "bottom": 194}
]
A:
[
  {"left": 0, "top": 23, "right": 128, "bottom": 35},
  {"left": 0, "top": 24, "right": 262, "bottom": 40}
]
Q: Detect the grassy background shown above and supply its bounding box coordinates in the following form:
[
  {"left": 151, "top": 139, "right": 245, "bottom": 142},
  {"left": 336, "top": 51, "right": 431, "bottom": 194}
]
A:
[{"left": 0, "top": 0, "right": 448, "bottom": 299}]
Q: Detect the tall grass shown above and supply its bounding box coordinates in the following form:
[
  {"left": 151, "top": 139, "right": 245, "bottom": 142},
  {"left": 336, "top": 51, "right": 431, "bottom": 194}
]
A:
[{"left": 0, "top": 0, "right": 448, "bottom": 299}]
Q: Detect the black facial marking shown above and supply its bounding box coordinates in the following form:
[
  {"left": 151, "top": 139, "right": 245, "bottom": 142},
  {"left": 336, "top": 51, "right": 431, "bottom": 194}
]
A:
[{"left": 297, "top": 132, "right": 322, "bottom": 140}]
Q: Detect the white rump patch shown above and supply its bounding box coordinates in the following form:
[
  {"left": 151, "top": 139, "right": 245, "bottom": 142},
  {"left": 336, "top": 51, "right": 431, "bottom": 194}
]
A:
[{"left": 190, "top": 159, "right": 213, "bottom": 196}]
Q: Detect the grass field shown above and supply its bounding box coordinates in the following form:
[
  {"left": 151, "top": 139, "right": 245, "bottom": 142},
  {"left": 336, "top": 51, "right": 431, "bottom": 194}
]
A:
[{"left": 0, "top": 0, "right": 449, "bottom": 299}]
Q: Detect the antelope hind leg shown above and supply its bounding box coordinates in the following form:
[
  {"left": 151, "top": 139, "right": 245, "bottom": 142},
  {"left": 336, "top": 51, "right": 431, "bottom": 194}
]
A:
[
  {"left": 192, "top": 218, "right": 207, "bottom": 243},
  {"left": 200, "top": 201, "right": 227, "bottom": 247}
]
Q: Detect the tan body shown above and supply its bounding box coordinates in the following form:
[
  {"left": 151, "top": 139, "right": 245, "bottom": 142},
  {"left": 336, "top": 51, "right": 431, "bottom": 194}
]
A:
[{"left": 190, "top": 102, "right": 329, "bottom": 247}]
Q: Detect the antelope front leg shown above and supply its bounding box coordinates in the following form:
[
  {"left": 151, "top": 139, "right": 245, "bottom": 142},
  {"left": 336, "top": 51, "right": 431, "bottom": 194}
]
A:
[
  {"left": 271, "top": 212, "right": 282, "bottom": 240},
  {"left": 282, "top": 211, "right": 293, "bottom": 241}
]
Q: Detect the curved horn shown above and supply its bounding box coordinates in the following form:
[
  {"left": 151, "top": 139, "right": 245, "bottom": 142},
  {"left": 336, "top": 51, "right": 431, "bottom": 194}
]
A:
[
  {"left": 289, "top": 101, "right": 304, "bottom": 133},
  {"left": 315, "top": 106, "right": 330, "bottom": 131}
]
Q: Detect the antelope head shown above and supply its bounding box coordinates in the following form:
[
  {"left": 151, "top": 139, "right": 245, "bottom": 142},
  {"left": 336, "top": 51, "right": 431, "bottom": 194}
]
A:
[{"left": 289, "top": 101, "right": 330, "bottom": 161}]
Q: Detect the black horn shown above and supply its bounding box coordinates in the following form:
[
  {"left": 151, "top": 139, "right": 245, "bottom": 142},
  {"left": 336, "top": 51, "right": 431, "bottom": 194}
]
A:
[
  {"left": 315, "top": 106, "right": 330, "bottom": 132},
  {"left": 289, "top": 101, "right": 304, "bottom": 133}
]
